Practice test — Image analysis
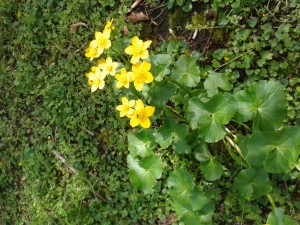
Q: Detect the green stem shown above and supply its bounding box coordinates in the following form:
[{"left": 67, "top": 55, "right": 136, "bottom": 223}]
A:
[
  {"left": 231, "top": 119, "right": 252, "bottom": 132},
  {"left": 110, "top": 47, "right": 130, "bottom": 68},
  {"left": 168, "top": 77, "right": 193, "bottom": 97},
  {"left": 267, "top": 194, "right": 277, "bottom": 209},
  {"left": 163, "top": 105, "right": 189, "bottom": 123}
]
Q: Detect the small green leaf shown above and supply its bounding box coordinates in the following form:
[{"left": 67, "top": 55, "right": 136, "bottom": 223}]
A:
[
  {"left": 204, "top": 72, "right": 232, "bottom": 97},
  {"left": 194, "top": 144, "right": 210, "bottom": 162},
  {"left": 128, "top": 154, "right": 163, "bottom": 194},
  {"left": 233, "top": 167, "right": 272, "bottom": 200},
  {"left": 128, "top": 129, "right": 156, "bottom": 157},
  {"left": 171, "top": 55, "right": 200, "bottom": 87},
  {"left": 234, "top": 80, "right": 286, "bottom": 131},
  {"left": 149, "top": 80, "right": 177, "bottom": 108},
  {"left": 200, "top": 158, "right": 223, "bottom": 181},
  {"left": 187, "top": 93, "right": 236, "bottom": 142},
  {"left": 267, "top": 208, "right": 298, "bottom": 225}
]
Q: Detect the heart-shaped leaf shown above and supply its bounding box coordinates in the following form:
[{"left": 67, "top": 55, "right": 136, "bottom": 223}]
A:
[
  {"left": 170, "top": 55, "right": 200, "bottom": 87},
  {"left": 127, "top": 154, "right": 163, "bottom": 194},
  {"left": 200, "top": 158, "right": 223, "bottom": 181},
  {"left": 234, "top": 80, "right": 286, "bottom": 131},
  {"left": 233, "top": 167, "right": 272, "bottom": 200},
  {"left": 187, "top": 93, "right": 236, "bottom": 143}
]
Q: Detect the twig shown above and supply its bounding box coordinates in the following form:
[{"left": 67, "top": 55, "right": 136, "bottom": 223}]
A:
[{"left": 52, "top": 150, "right": 77, "bottom": 174}]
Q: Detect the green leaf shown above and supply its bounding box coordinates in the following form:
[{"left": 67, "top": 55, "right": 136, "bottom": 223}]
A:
[
  {"left": 234, "top": 80, "right": 286, "bottom": 131},
  {"left": 128, "top": 129, "right": 156, "bottom": 157},
  {"left": 267, "top": 208, "right": 298, "bottom": 225},
  {"left": 150, "top": 54, "right": 173, "bottom": 82},
  {"left": 168, "top": 168, "right": 215, "bottom": 224},
  {"left": 239, "top": 126, "right": 300, "bottom": 173},
  {"left": 149, "top": 80, "right": 177, "bottom": 108},
  {"left": 194, "top": 144, "right": 210, "bottom": 162},
  {"left": 171, "top": 55, "right": 200, "bottom": 87},
  {"left": 204, "top": 72, "right": 233, "bottom": 97},
  {"left": 187, "top": 93, "right": 236, "bottom": 142},
  {"left": 127, "top": 154, "right": 163, "bottom": 194},
  {"left": 154, "top": 114, "right": 191, "bottom": 154},
  {"left": 233, "top": 167, "right": 272, "bottom": 200},
  {"left": 200, "top": 158, "right": 223, "bottom": 181}
]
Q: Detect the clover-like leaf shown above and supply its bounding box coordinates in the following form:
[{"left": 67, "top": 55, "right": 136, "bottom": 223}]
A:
[
  {"left": 127, "top": 154, "right": 163, "bottom": 194},
  {"left": 266, "top": 208, "right": 298, "bottom": 225},
  {"left": 233, "top": 167, "right": 272, "bottom": 200},
  {"left": 128, "top": 129, "right": 156, "bottom": 157},
  {"left": 187, "top": 93, "right": 236, "bottom": 143},
  {"left": 234, "top": 80, "right": 286, "bottom": 131},
  {"left": 154, "top": 114, "right": 191, "bottom": 154},
  {"left": 150, "top": 54, "right": 172, "bottom": 81},
  {"left": 239, "top": 126, "right": 300, "bottom": 173},
  {"left": 204, "top": 72, "right": 232, "bottom": 97},
  {"left": 149, "top": 80, "right": 177, "bottom": 108},
  {"left": 170, "top": 55, "right": 200, "bottom": 87}
]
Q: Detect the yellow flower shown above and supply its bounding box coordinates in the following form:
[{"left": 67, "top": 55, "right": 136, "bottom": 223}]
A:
[
  {"left": 104, "top": 19, "right": 114, "bottom": 32},
  {"left": 125, "top": 36, "right": 152, "bottom": 64},
  {"left": 132, "top": 61, "right": 154, "bottom": 91},
  {"left": 98, "top": 56, "right": 118, "bottom": 76},
  {"left": 130, "top": 100, "right": 155, "bottom": 128},
  {"left": 116, "top": 97, "right": 136, "bottom": 117},
  {"left": 90, "top": 30, "right": 111, "bottom": 55},
  {"left": 86, "top": 66, "right": 106, "bottom": 92},
  {"left": 85, "top": 45, "right": 102, "bottom": 61},
  {"left": 224, "top": 56, "right": 230, "bottom": 62},
  {"left": 115, "top": 68, "right": 134, "bottom": 89},
  {"left": 17, "top": 10, "right": 21, "bottom": 19}
]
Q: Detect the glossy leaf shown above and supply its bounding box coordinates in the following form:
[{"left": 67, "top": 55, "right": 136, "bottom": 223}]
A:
[
  {"left": 128, "top": 129, "right": 156, "bottom": 157},
  {"left": 234, "top": 80, "right": 286, "bottom": 131},
  {"left": 233, "top": 167, "right": 272, "bottom": 200},
  {"left": 239, "top": 126, "right": 300, "bottom": 173},
  {"left": 170, "top": 55, "right": 200, "bottom": 87},
  {"left": 149, "top": 80, "right": 177, "bottom": 108},
  {"left": 200, "top": 158, "right": 223, "bottom": 181},
  {"left": 266, "top": 208, "right": 298, "bottom": 225},
  {"left": 127, "top": 154, "right": 163, "bottom": 194},
  {"left": 187, "top": 93, "right": 236, "bottom": 142},
  {"left": 204, "top": 72, "right": 232, "bottom": 97}
]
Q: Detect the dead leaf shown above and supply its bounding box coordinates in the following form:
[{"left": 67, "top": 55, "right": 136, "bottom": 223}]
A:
[
  {"left": 130, "top": 0, "right": 142, "bottom": 10},
  {"left": 70, "top": 22, "right": 88, "bottom": 33},
  {"left": 128, "top": 11, "right": 148, "bottom": 23}
]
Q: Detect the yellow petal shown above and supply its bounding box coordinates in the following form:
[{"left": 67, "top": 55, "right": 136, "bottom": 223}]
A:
[
  {"left": 140, "top": 118, "right": 151, "bottom": 128},
  {"left": 131, "top": 36, "right": 140, "bottom": 46},
  {"left": 125, "top": 46, "right": 134, "bottom": 55},
  {"left": 130, "top": 55, "right": 140, "bottom": 64},
  {"left": 141, "top": 62, "right": 151, "bottom": 72},
  {"left": 145, "top": 72, "right": 154, "bottom": 83},
  {"left": 129, "top": 100, "right": 136, "bottom": 107},
  {"left": 116, "top": 105, "right": 123, "bottom": 111},
  {"left": 121, "top": 97, "right": 129, "bottom": 105},
  {"left": 91, "top": 84, "right": 98, "bottom": 92},
  {"left": 143, "top": 40, "right": 152, "bottom": 49},
  {"left": 145, "top": 106, "right": 155, "bottom": 117},
  {"left": 134, "top": 81, "right": 144, "bottom": 91},
  {"left": 116, "top": 81, "right": 123, "bottom": 88},
  {"left": 132, "top": 63, "right": 140, "bottom": 72},
  {"left": 141, "top": 51, "right": 149, "bottom": 60},
  {"left": 130, "top": 117, "right": 140, "bottom": 127},
  {"left": 135, "top": 99, "right": 144, "bottom": 111}
]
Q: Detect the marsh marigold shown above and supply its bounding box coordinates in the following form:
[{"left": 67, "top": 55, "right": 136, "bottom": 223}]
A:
[
  {"left": 125, "top": 36, "right": 152, "bottom": 64},
  {"left": 130, "top": 99, "right": 155, "bottom": 128}
]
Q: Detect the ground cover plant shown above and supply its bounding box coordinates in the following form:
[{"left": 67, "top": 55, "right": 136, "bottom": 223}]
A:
[{"left": 1, "top": 0, "right": 300, "bottom": 224}]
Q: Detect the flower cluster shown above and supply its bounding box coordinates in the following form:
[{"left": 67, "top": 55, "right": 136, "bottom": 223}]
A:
[
  {"left": 84, "top": 19, "right": 155, "bottom": 128},
  {"left": 116, "top": 97, "right": 155, "bottom": 128}
]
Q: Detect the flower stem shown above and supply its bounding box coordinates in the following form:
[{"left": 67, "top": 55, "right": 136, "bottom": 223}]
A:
[
  {"left": 110, "top": 47, "right": 130, "bottom": 68},
  {"left": 267, "top": 194, "right": 277, "bottom": 209}
]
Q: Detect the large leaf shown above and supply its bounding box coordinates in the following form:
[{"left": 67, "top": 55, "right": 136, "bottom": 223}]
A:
[
  {"left": 170, "top": 55, "right": 200, "bottom": 87},
  {"left": 187, "top": 93, "right": 236, "bottom": 143},
  {"left": 154, "top": 114, "right": 191, "bottom": 154},
  {"left": 266, "top": 208, "right": 298, "bottom": 225},
  {"left": 149, "top": 80, "right": 177, "bottom": 108},
  {"left": 128, "top": 129, "right": 156, "bottom": 157},
  {"left": 168, "top": 168, "right": 215, "bottom": 224},
  {"left": 150, "top": 54, "right": 172, "bottom": 81},
  {"left": 127, "top": 154, "right": 162, "bottom": 194},
  {"left": 234, "top": 80, "right": 286, "bottom": 131},
  {"left": 204, "top": 72, "right": 232, "bottom": 97},
  {"left": 233, "top": 167, "right": 272, "bottom": 200},
  {"left": 239, "top": 126, "right": 300, "bottom": 173}
]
